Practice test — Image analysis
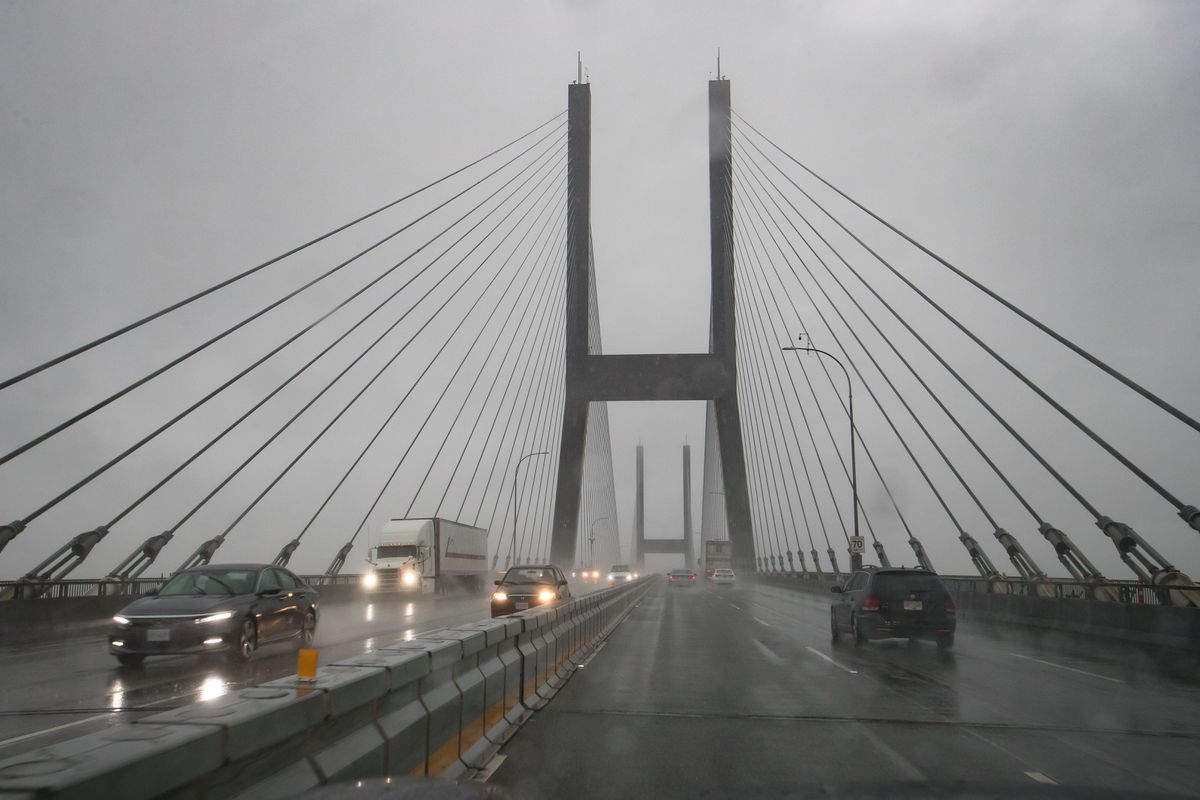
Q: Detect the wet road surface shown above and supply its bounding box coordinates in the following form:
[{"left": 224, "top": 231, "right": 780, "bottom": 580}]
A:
[
  {"left": 0, "top": 580, "right": 605, "bottom": 757},
  {"left": 493, "top": 577, "right": 1200, "bottom": 798}
]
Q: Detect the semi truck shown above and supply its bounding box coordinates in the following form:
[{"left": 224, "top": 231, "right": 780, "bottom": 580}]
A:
[
  {"left": 363, "top": 517, "right": 489, "bottom": 594},
  {"left": 703, "top": 539, "right": 733, "bottom": 578}
]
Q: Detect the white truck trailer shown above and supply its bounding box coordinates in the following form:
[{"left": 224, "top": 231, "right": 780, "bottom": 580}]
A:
[
  {"left": 703, "top": 539, "right": 733, "bottom": 578},
  {"left": 363, "top": 518, "right": 489, "bottom": 594}
]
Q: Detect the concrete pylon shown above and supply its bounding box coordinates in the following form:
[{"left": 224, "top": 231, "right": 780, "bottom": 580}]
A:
[{"left": 549, "top": 79, "right": 755, "bottom": 571}]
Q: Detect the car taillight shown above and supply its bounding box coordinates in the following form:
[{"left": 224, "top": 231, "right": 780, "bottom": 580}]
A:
[
  {"left": 669, "top": 575, "right": 675, "bottom": 581},
  {"left": 945, "top": 595, "right": 956, "bottom": 611},
  {"left": 862, "top": 595, "right": 880, "bottom": 611},
  {"left": 689, "top": 575, "right": 695, "bottom": 580}
]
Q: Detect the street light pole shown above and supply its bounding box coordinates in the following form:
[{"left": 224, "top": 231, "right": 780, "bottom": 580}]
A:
[
  {"left": 589, "top": 516, "right": 608, "bottom": 569},
  {"left": 782, "top": 335, "right": 861, "bottom": 572},
  {"left": 510, "top": 451, "right": 549, "bottom": 568}
]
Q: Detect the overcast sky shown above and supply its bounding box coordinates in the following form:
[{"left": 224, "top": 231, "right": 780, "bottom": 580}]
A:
[{"left": 1, "top": 1, "right": 1197, "bottom": 581}]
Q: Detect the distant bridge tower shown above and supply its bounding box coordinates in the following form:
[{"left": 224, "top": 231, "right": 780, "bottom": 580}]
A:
[{"left": 550, "top": 78, "right": 756, "bottom": 571}]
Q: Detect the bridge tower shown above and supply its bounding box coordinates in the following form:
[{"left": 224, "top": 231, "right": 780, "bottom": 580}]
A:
[{"left": 550, "top": 79, "right": 756, "bottom": 571}]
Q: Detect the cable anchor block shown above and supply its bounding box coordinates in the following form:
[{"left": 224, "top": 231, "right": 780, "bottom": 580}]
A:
[{"left": 107, "top": 530, "right": 174, "bottom": 582}]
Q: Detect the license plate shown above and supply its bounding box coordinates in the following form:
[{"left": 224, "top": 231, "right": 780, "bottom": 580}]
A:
[
  {"left": 903, "top": 600, "right": 922, "bottom": 611},
  {"left": 147, "top": 628, "right": 170, "bottom": 642},
  {"left": 515, "top": 602, "right": 529, "bottom": 610}
]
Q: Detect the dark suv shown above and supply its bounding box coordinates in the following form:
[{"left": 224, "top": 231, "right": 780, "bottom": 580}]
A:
[{"left": 830, "top": 568, "right": 956, "bottom": 649}]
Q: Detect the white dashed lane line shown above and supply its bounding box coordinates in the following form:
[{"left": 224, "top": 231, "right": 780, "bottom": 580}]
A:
[{"left": 1008, "top": 653, "right": 1122, "bottom": 684}]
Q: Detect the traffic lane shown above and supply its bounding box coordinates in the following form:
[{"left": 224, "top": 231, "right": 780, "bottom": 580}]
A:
[
  {"left": 0, "top": 591, "right": 491, "bottom": 756},
  {"left": 491, "top": 579, "right": 1200, "bottom": 798},
  {"left": 731, "top": 580, "right": 1200, "bottom": 739}
]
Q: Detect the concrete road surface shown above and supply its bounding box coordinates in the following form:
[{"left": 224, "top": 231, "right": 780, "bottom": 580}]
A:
[{"left": 492, "top": 577, "right": 1200, "bottom": 798}]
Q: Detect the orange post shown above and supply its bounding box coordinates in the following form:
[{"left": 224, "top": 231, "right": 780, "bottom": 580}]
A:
[{"left": 297, "top": 648, "right": 318, "bottom": 682}]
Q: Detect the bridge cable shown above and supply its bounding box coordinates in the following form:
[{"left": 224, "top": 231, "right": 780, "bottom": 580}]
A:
[
  {"left": 230, "top": 167, "right": 567, "bottom": 565},
  {"left": 0, "top": 112, "right": 567, "bottom": 393},
  {"left": 732, "top": 223, "right": 826, "bottom": 562},
  {"left": 735, "top": 212, "right": 884, "bottom": 561},
  {"left": 0, "top": 122, "right": 567, "bottom": 476},
  {"left": 734, "top": 122, "right": 1197, "bottom": 531},
  {"left": 733, "top": 112, "right": 1200, "bottom": 439},
  {"left": 734, "top": 138, "right": 1175, "bottom": 579},
  {"left": 731, "top": 172, "right": 969, "bottom": 554},
  {"left": 289, "top": 196, "right": 566, "bottom": 568},
  {"left": 737, "top": 154, "right": 1051, "bottom": 575},
  {"left": 8, "top": 133, "right": 568, "bottom": 564},
  {"left": 735, "top": 327, "right": 792, "bottom": 569},
  {"left": 735, "top": 202, "right": 890, "bottom": 558},
  {"left": 739, "top": 172, "right": 1003, "bottom": 541},
  {"left": 455, "top": 251, "right": 566, "bottom": 529},
  {"left": 484, "top": 280, "right": 566, "bottom": 565},
  {"left": 485, "top": 293, "right": 567, "bottom": 561},
  {"left": 731, "top": 182, "right": 932, "bottom": 571},
  {"left": 170, "top": 156, "right": 568, "bottom": 568},
  {"left": 401, "top": 212, "right": 567, "bottom": 522},
  {"left": 95, "top": 144, "right": 570, "bottom": 539},
  {"left": 471, "top": 253, "right": 568, "bottom": 531},
  {"left": 432, "top": 224, "right": 567, "bottom": 520},
  {"left": 736, "top": 212, "right": 851, "bottom": 549}
]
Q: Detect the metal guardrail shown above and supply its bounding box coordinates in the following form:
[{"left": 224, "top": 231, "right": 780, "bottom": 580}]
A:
[
  {"left": 755, "top": 569, "right": 1198, "bottom": 608},
  {"left": 0, "top": 573, "right": 362, "bottom": 601}
]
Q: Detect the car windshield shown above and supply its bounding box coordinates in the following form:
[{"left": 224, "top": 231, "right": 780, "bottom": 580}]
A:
[
  {"left": 503, "top": 568, "right": 554, "bottom": 584},
  {"left": 158, "top": 569, "right": 257, "bottom": 596},
  {"left": 3, "top": 7, "right": 1195, "bottom": 798}
]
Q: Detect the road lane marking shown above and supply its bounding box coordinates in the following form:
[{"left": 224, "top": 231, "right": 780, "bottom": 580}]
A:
[
  {"left": 751, "top": 638, "right": 785, "bottom": 666},
  {"left": 805, "top": 646, "right": 858, "bottom": 674},
  {"left": 1008, "top": 653, "right": 1122, "bottom": 683},
  {"left": 1026, "top": 771, "right": 1058, "bottom": 785},
  {"left": 752, "top": 616, "right": 771, "bottom": 627},
  {"left": 729, "top": 603, "right": 741, "bottom": 610}
]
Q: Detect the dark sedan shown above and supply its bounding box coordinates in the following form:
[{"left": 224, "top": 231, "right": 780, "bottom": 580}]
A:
[
  {"left": 491, "top": 564, "right": 571, "bottom": 617},
  {"left": 831, "top": 567, "right": 956, "bottom": 649},
  {"left": 109, "top": 564, "right": 319, "bottom": 666}
]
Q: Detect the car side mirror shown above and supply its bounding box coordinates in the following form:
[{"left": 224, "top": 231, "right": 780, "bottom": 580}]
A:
[
  {"left": 830, "top": 586, "right": 843, "bottom": 593},
  {"left": 494, "top": 579, "right": 502, "bottom": 586},
  {"left": 144, "top": 588, "right": 158, "bottom": 596},
  {"left": 258, "top": 587, "right": 281, "bottom": 596},
  {"left": 558, "top": 580, "right": 568, "bottom": 587}
]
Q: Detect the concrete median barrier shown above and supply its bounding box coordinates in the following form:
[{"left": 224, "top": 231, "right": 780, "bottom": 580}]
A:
[{"left": 0, "top": 577, "right": 652, "bottom": 799}]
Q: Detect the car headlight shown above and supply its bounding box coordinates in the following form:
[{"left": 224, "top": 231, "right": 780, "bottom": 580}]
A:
[
  {"left": 401, "top": 570, "right": 418, "bottom": 586},
  {"left": 625, "top": 575, "right": 633, "bottom": 581},
  {"left": 112, "top": 615, "right": 130, "bottom": 626},
  {"left": 537, "top": 589, "right": 556, "bottom": 603},
  {"left": 363, "top": 572, "right": 379, "bottom": 590},
  {"left": 634, "top": 573, "right": 640, "bottom": 579},
  {"left": 196, "top": 611, "right": 233, "bottom": 624},
  {"left": 607, "top": 574, "right": 614, "bottom": 580},
  {"left": 492, "top": 591, "right": 508, "bottom": 602}
]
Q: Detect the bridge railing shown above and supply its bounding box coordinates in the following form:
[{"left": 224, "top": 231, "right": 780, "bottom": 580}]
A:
[
  {"left": 755, "top": 569, "right": 1172, "bottom": 606},
  {"left": 0, "top": 573, "right": 362, "bottom": 601}
]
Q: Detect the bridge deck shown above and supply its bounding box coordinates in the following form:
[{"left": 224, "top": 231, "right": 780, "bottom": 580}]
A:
[{"left": 493, "top": 578, "right": 1200, "bottom": 797}]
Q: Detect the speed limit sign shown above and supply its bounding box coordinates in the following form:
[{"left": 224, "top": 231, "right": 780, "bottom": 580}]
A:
[{"left": 849, "top": 536, "right": 865, "bottom": 555}]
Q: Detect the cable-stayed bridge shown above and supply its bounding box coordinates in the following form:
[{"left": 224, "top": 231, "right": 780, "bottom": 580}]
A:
[{"left": 0, "top": 77, "right": 1198, "bottom": 798}]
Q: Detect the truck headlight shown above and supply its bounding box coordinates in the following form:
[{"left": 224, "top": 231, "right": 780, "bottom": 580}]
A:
[
  {"left": 363, "top": 572, "right": 379, "bottom": 590},
  {"left": 401, "top": 570, "right": 418, "bottom": 587},
  {"left": 537, "top": 589, "right": 555, "bottom": 603}
]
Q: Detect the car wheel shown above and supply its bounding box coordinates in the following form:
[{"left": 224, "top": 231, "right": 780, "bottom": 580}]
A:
[
  {"left": 300, "top": 610, "right": 316, "bottom": 647},
  {"left": 853, "top": 615, "right": 868, "bottom": 647},
  {"left": 230, "top": 618, "right": 256, "bottom": 662},
  {"left": 116, "top": 653, "right": 145, "bottom": 668},
  {"left": 830, "top": 611, "right": 841, "bottom": 643},
  {"left": 936, "top": 632, "right": 955, "bottom": 651}
]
